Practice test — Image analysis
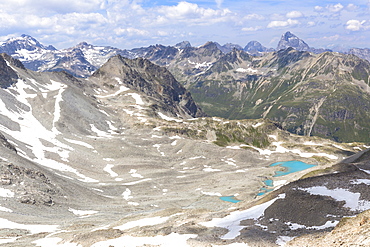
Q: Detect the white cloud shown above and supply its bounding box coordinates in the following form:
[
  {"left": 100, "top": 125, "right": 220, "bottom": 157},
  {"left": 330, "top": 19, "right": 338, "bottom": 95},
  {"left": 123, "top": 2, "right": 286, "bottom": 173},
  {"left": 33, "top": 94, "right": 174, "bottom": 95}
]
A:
[
  {"left": 157, "top": 2, "right": 231, "bottom": 20},
  {"left": 154, "top": 1, "right": 233, "bottom": 25},
  {"left": 215, "top": 0, "right": 223, "bottom": 8},
  {"left": 244, "top": 13, "right": 265, "bottom": 20},
  {"left": 0, "top": 0, "right": 103, "bottom": 14},
  {"left": 242, "top": 26, "right": 262, "bottom": 32},
  {"left": 267, "top": 19, "right": 300, "bottom": 28},
  {"left": 307, "top": 21, "right": 316, "bottom": 26},
  {"left": 314, "top": 6, "right": 324, "bottom": 12},
  {"left": 286, "top": 11, "right": 303, "bottom": 18},
  {"left": 327, "top": 3, "right": 344, "bottom": 12},
  {"left": 114, "top": 27, "right": 149, "bottom": 36},
  {"left": 346, "top": 4, "right": 358, "bottom": 11},
  {"left": 346, "top": 19, "right": 367, "bottom": 31}
]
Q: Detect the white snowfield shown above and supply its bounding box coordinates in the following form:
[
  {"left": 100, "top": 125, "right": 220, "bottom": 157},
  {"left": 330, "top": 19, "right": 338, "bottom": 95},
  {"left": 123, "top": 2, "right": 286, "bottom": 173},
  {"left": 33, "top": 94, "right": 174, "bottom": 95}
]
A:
[
  {"left": 0, "top": 79, "right": 98, "bottom": 183},
  {"left": 301, "top": 186, "right": 370, "bottom": 211},
  {"left": 201, "top": 194, "right": 286, "bottom": 239}
]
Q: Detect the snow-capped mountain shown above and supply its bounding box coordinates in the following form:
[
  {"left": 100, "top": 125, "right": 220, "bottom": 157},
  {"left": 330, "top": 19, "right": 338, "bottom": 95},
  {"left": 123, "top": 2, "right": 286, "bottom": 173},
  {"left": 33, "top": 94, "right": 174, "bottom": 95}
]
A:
[{"left": 0, "top": 34, "right": 57, "bottom": 71}]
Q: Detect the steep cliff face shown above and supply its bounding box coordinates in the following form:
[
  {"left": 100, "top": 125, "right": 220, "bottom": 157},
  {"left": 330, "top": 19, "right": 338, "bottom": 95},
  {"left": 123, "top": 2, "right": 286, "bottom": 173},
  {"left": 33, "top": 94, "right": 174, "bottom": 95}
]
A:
[
  {"left": 91, "top": 55, "right": 205, "bottom": 118},
  {"left": 0, "top": 53, "right": 24, "bottom": 88}
]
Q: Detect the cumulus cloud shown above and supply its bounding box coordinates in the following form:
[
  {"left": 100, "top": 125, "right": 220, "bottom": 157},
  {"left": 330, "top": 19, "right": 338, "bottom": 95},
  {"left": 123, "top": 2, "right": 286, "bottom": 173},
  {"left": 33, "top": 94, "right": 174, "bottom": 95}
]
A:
[
  {"left": 243, "top": 13, "right": 265, "bottom": 20},
  {"left": 346, "top": 20, "right": 367, "bottom": 31},
  {"left": 114, "top": 27, "right": 149, "bottom": 36},
  {"left": 307, "top": 21, "right": 316, "bottom": 27},
  {"left": 346, "top": 4, "right": 358, "bottom": 11},
  {"left": 242, "top": 26, "right": 262, "bottom": 32},
  {"left": 157, "top": 2, "right": 231, "bottom": 20},
  {"left": 0, "top": 0, "right": 103, "bottom": 14},
  {"left": 267, "top": 19, "right": 300, "bottom": 28},
  {"left": 286, "top": 11, "right": 303, "bottom": 18},
  {"left": 327, "top": 3, "right": 344, "bottom": 12},
  {"left": 154, "top": 1, "right": 233, "bottom": 26},
  {"left": 314, "top": 6, "right": 324, "bottom": 12}
]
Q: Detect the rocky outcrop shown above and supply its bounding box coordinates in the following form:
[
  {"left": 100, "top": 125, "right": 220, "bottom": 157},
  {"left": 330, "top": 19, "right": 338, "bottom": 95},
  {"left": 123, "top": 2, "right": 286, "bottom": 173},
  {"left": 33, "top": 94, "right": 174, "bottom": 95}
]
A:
[
  {"left": 0, "top": 132, "right": 17, "bottom": 153},
  {"left": 0, "top": 162, "right": 59, "bottom": 206},
  {"left": 0, "top": 53, "right": 22, "bottom": 88}
]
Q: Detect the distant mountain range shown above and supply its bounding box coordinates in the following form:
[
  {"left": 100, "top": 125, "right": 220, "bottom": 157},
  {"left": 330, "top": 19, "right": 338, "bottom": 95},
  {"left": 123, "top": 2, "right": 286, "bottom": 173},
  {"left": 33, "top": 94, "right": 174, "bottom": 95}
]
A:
[
  {"left": 2, "top": 32, "right": 370, "bottom": 78},
  {"left": 2, "top": 32, "right": 370, "bottom": 143}
]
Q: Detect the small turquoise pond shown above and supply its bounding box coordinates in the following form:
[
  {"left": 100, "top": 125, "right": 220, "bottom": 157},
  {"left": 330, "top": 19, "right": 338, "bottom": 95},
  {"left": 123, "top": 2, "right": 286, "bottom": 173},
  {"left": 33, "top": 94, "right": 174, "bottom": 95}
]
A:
[
  {"left": 270, "top": 160, "right": 316, "bottom": 177},
  {"left": 257, "top": 187, "right": 274, "bottom": 196},
  {"left": 257, "top": 161, "right": 316, "bottom": 196},
  {"left": 264, "top": 179, "right": 273, "bottom": 187},
  {"left": 220, "top": 196, "right": 241, "bottom": 203}
]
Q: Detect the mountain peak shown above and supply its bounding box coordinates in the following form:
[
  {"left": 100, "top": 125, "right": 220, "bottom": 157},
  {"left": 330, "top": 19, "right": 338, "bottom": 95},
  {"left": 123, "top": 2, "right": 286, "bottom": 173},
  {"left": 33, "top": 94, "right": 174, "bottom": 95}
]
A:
[
  {"left": 277, "top": 31, "right": 310, "bottom": 51},
  {"left": 175, "top": 41, "right": 192, "bottom": 49},
  {"left": 244, "top": 41, "right": 266, "bottom": 52},
  {"left": 92, "top": 55, "right": 205, "bottom": 118},
  {"left": 1, "top": 34, "right": 56, "bottom": 53}
]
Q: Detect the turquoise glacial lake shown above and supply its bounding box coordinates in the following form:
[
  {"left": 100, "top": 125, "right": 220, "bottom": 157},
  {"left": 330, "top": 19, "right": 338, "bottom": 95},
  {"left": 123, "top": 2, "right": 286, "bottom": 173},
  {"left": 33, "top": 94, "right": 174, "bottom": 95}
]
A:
[
  {"left": 257, "top": 160, "right": 316, "bottom": 196},
  {"left": 270, "top": 160, "right": 316, "bottom": 177},
  {"left": 220, "top": 196, "right": 241, "bottom": 203}
]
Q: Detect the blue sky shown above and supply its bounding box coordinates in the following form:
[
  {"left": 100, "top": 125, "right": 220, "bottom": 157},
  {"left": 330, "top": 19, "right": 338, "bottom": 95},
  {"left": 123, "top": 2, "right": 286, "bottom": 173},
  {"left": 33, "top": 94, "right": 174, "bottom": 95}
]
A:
[{"left": 0, "top": 0, "right": 369, "bottom": 50}]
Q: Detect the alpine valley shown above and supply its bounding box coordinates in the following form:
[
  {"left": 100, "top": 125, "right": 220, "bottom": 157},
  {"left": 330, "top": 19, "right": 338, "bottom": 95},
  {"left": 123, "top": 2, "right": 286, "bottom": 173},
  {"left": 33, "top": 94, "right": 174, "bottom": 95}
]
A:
[{"left": 0, "top": 32, "right": 369, "bottom": 247}]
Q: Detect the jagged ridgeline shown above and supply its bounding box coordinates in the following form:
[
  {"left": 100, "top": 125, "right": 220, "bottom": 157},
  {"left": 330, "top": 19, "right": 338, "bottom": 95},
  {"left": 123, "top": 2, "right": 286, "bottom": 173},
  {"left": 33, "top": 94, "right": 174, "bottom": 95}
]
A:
[{"left": 186, "top": 48, "right": 370, "bottom": 143}]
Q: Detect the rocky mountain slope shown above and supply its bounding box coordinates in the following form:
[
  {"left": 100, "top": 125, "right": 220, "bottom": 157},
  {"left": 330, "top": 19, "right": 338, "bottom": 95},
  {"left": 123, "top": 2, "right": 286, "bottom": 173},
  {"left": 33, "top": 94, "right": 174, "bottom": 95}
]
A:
[
  {"left": 0, "top": 53, "right": 366, "bottom": 246},
  {"left": 186, "top": 48, "right": 370, "bottom": 143},
  {"left": 89, "top": 55, "right": 205, "bottom": 118}
]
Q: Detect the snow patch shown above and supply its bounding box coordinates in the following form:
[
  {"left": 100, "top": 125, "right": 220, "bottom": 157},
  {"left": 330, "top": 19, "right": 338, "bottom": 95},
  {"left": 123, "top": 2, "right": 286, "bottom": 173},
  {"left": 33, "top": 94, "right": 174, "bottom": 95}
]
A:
[
  {"left": 201, "top": 194, "right": 286, "bottom": 239},
  {"left": 104, "top": 164, "right": 118, "bottom": 177},
  {"left": 129, "top": 169, "right": 143, "bottom": 178},
  {"left": 122, "top": 188, "right": 133, "bottom": 200},
  {"left": 302, "top": 186, "right": 370, "bottom": 211},
  {"left": 236, "top": 68, "right": 258, "bottom": 73},
  {"left": 201, "top": 191, "right": 222, "bottom": 196},
  {"left": 95, "top": 86, "right": 129, "bottom": 98},
  {"left": 0, "top": 188, "right": 14, "bottom": 197},
  {"left": 127, "top": 93, "right": 144, "bottom": 105},
  {"left": 158, "top": 112, "right": 183, "bottom": 122},
  {"left": 114, "top": 216, "right": 170, "bottom": 231},
  {"left": 68, "top": 208, "right": 98, "bottom": 217}
]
